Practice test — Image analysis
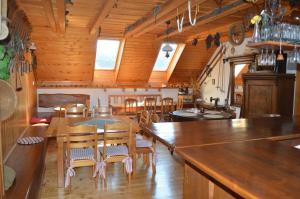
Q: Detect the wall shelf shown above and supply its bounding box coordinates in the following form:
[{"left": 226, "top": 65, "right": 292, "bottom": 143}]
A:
[{"left": 247, "top": 41, "right": 300, "bottom": 50}]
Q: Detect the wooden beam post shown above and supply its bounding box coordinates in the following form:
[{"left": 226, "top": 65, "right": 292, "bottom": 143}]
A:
[
  {"left": 57, "top": 0, "right": 65, "bottom": 33},
  {"left": 89, "top": 0, "right": 116, "bottom": 35},
  {"left": 157, "top": 0, "right": 253, "bottom": 40},
  {"left": 42, "top": 0, "right": 57, "bottom": 32},
  {"left": 295, "top": 65, "right": 300, "bottom": 116}
]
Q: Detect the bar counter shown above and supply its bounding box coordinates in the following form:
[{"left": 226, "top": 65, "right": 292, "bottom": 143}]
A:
[{"left": 177, "top": 140, "right": 300, "bottom": 199}]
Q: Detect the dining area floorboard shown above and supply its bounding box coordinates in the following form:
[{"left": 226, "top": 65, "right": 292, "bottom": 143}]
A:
[{"left": 40, "top": 138, "right": 184, "bottom": 199}]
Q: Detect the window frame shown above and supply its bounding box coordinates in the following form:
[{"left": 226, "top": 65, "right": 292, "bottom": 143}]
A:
[
  {"left": 153, "top": 43, "right": 178, "bottom": 72},
  {"left": 94, "top": 39, "right": 121, "bottom": 71}
]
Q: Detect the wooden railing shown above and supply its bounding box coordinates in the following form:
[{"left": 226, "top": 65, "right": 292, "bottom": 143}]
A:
[{"left": 108, "top": 94, "right": 162, "bottom": 107}]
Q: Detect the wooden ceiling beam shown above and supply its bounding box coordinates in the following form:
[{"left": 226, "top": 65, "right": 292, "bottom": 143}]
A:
[
  {"left": 42, "top": 0, "right": 57, "bottom": 32},
  {"left": 186, "top": 22, "right": 239, "bottom": 42},
  {"left": 132, "top": 0, "right": 207, "bottom": 38},
  {"left": 57, "top": 0, "right": 65, "bottom": 33},
  {"left": 124, "top": 0, "right": 194, "bottom": 38},
  {"left": 157, "top": 0, "right": 256, "bottom": 40},
  {"left": 89, "top": 0, "right": 116, "bottom": 35}
]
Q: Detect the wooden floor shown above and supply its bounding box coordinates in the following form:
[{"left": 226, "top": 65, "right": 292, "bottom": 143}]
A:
[{"left": 40, "top": 139, "right": 184, "bottom": 199}]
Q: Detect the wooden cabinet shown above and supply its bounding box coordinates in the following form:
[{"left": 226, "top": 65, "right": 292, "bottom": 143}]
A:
[{"left": 243, "top": 73, "right": 295, "bottom": 118}]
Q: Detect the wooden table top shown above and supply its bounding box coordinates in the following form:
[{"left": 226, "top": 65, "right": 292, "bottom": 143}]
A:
[
  {"left": 45, "top": 116, "right": 140, "bottom": 137},
  {"left": 144, "top": 117, "right": 300, "bottom": 150},
  {"left": 176, "top": 140, "right": 300, "bottom": 199}
]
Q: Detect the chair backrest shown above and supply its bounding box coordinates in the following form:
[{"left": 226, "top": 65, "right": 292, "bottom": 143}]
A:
[
  {"left": 93, "top": 106, "right": 112, "bottom": 117},
  {"left": 144, "top": 97, "right": 157, "bottom": 112},
  {"left": 124, "top": 98, "right": 138, "bottom": 114},
  {"left": 176, "top": 96, "right": 184, "bottom": 110},
  {"left": 103, "top": 122, "right": 133, "bottom": 156},
  {"left": 139, "top": 110, "right": 150, "bottom": 128},
  {"left": 66, "top": 125, "right": 98, "bottom": 161},
  {"left": 150, "top": 113, "right": 160, "bottom": 123},
  {"left": 64, "top": 104, "right": 87, "bottom": 118},
  {"left": 161, "top": 97, "right": 174, "bottom": 116}
]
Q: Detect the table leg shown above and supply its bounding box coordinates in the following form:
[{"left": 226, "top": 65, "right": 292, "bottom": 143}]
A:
[{"left": 57, "top": 137, "right": 64, "bottom": 188}]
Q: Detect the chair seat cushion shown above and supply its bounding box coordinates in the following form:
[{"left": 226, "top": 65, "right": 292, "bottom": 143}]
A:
[
  {"left": 99, "top": 145, "right": 129, "bottom": 157},
  {"left": 136, "top": 139, "right": 153, "bottom": 148},
  {"left": 70, "top": 148, "right": 95, "bottom": 161}
]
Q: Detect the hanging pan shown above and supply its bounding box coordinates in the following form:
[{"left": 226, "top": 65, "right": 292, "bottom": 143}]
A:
[{"left": 0, "top": 80, "right": 17, "bottom": 121}]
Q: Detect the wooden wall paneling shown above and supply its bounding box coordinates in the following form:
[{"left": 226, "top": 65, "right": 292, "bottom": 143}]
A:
[
  {"left": 148, "top": 72, "right": 167, "bottom": 87},
  {"left": 41, "top": 0, "right": 57, "bottom": 32},
  {"left": 116, "top": 37, "right": 161, "bottom": 85},
  {"left": 169, "top": 40, "right": 216, "bottom": 83},
  {"left": 89, "top": 0, "right": 116, "bottom": 34},
  {"left": 32, "top": 27, "right": 97, "bottom": 81},
  {"left": 93, "top": 70, "right": 116, "bottom": 87},
  {"left": 1, "top": 72, "right": 37, "bottom": 160},
  {"left": 166, "top": 43, "right": 186, "bottom": 81},
  {"left": 56, "top": 0, "right": 65, "bottom": 33}
]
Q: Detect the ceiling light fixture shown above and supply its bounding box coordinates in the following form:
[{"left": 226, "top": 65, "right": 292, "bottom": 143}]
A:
[{"left": 162, "top": 21, "right": 173, "bottom": 58}]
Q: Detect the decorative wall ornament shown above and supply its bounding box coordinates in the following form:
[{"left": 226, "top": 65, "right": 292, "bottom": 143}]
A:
[{"left": 228, "top": 23, "right": 245, "bottom": 46}]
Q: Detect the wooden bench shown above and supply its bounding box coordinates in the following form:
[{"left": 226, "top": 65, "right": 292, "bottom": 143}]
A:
[{"left": 4, "top": 126, "right": 48, "bottom": 199}]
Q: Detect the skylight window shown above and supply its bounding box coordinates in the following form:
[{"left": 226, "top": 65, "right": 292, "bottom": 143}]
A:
[
  {"left": 95, "top": 39, "right": 120, "bottom": 70},
  {"left": 153, "top": 43, "right": 178, "bottom": 71}
]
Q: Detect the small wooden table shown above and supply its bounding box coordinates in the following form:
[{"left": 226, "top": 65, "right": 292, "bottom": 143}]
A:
[
  {"left": 144, "top": 117, "right": 300, "bottom": 153},
  {"left": 176, "top": 140, "right": 300, "bottom": 198},
  {"left": 45, "top": 116, "right": 140, "bottom": 188}
]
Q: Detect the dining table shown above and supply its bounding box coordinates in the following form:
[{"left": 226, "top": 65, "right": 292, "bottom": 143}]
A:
[
  {"left": 45, "top": 115, "right": 140, "bottom": 188},
  {"left": 144, "top": 116, "right": 300, "bottom": 153},
  {"left": 169, "top": 108, "right": 233, "bottom": 122}
]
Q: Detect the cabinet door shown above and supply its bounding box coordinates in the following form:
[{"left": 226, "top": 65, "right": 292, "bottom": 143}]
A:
[{"left": 244, "top": 80, "right": 277, "bottom": 118}]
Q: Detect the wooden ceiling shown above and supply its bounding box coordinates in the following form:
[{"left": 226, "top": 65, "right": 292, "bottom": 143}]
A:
[{"left": 17, "top": 0, "right": 264, "bottom": 87}]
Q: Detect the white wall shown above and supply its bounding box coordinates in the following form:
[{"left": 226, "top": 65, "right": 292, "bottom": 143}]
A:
[
  {"left": 37, "top": 88, "right": 178, "bottom": 112},
  {"left": 200, "top": 38, "right": 257, "bottom": 105}
]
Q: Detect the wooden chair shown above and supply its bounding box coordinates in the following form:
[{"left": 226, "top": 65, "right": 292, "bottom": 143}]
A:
[
  {"left": 144, "top": 97, "right": 157, "bottom": 113},
  {"left": 161, "top": 97, "right": 174, "bottom": 121},
  {"left": 65, "top": 125, "right": 98, "bottom": 190},
  {"left": 150, "top": 113, "right": 160, "bottom": 123},
  {"left": 176, "top": 96, "right": 184, "bottom": 110},
  {"left": 99, "top": 122, "right": 133, "bottom": 182},
  {"left": 64, "top": 104, "right": 87, "bottom": 118},
  {"left": 124, "top": 98, "right": 138, "bottom": 115},
  {"left": 93, "top": 106, "right": 112, "bottom": 117},
  {"left": 134, "top": 110, "right": 156, "bottom": 174}
]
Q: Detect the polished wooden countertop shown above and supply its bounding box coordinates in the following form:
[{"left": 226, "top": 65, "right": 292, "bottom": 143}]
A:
[
  {"left": 176, "top": 140, "right": 300, "bottom": 199},
  {"left": 144, "top": 117, "right": 300, "bottom": 150}
]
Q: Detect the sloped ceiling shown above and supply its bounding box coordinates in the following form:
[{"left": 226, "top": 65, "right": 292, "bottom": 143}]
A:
[
  {"left": 116, "top": 36, "right": 161, "bottom": 86},
  {"left": 17, "top": 0, "right": 263, "bottom": 87},
  {"left": 169, "top": 41, "right": 216, "bottom": 83}
]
